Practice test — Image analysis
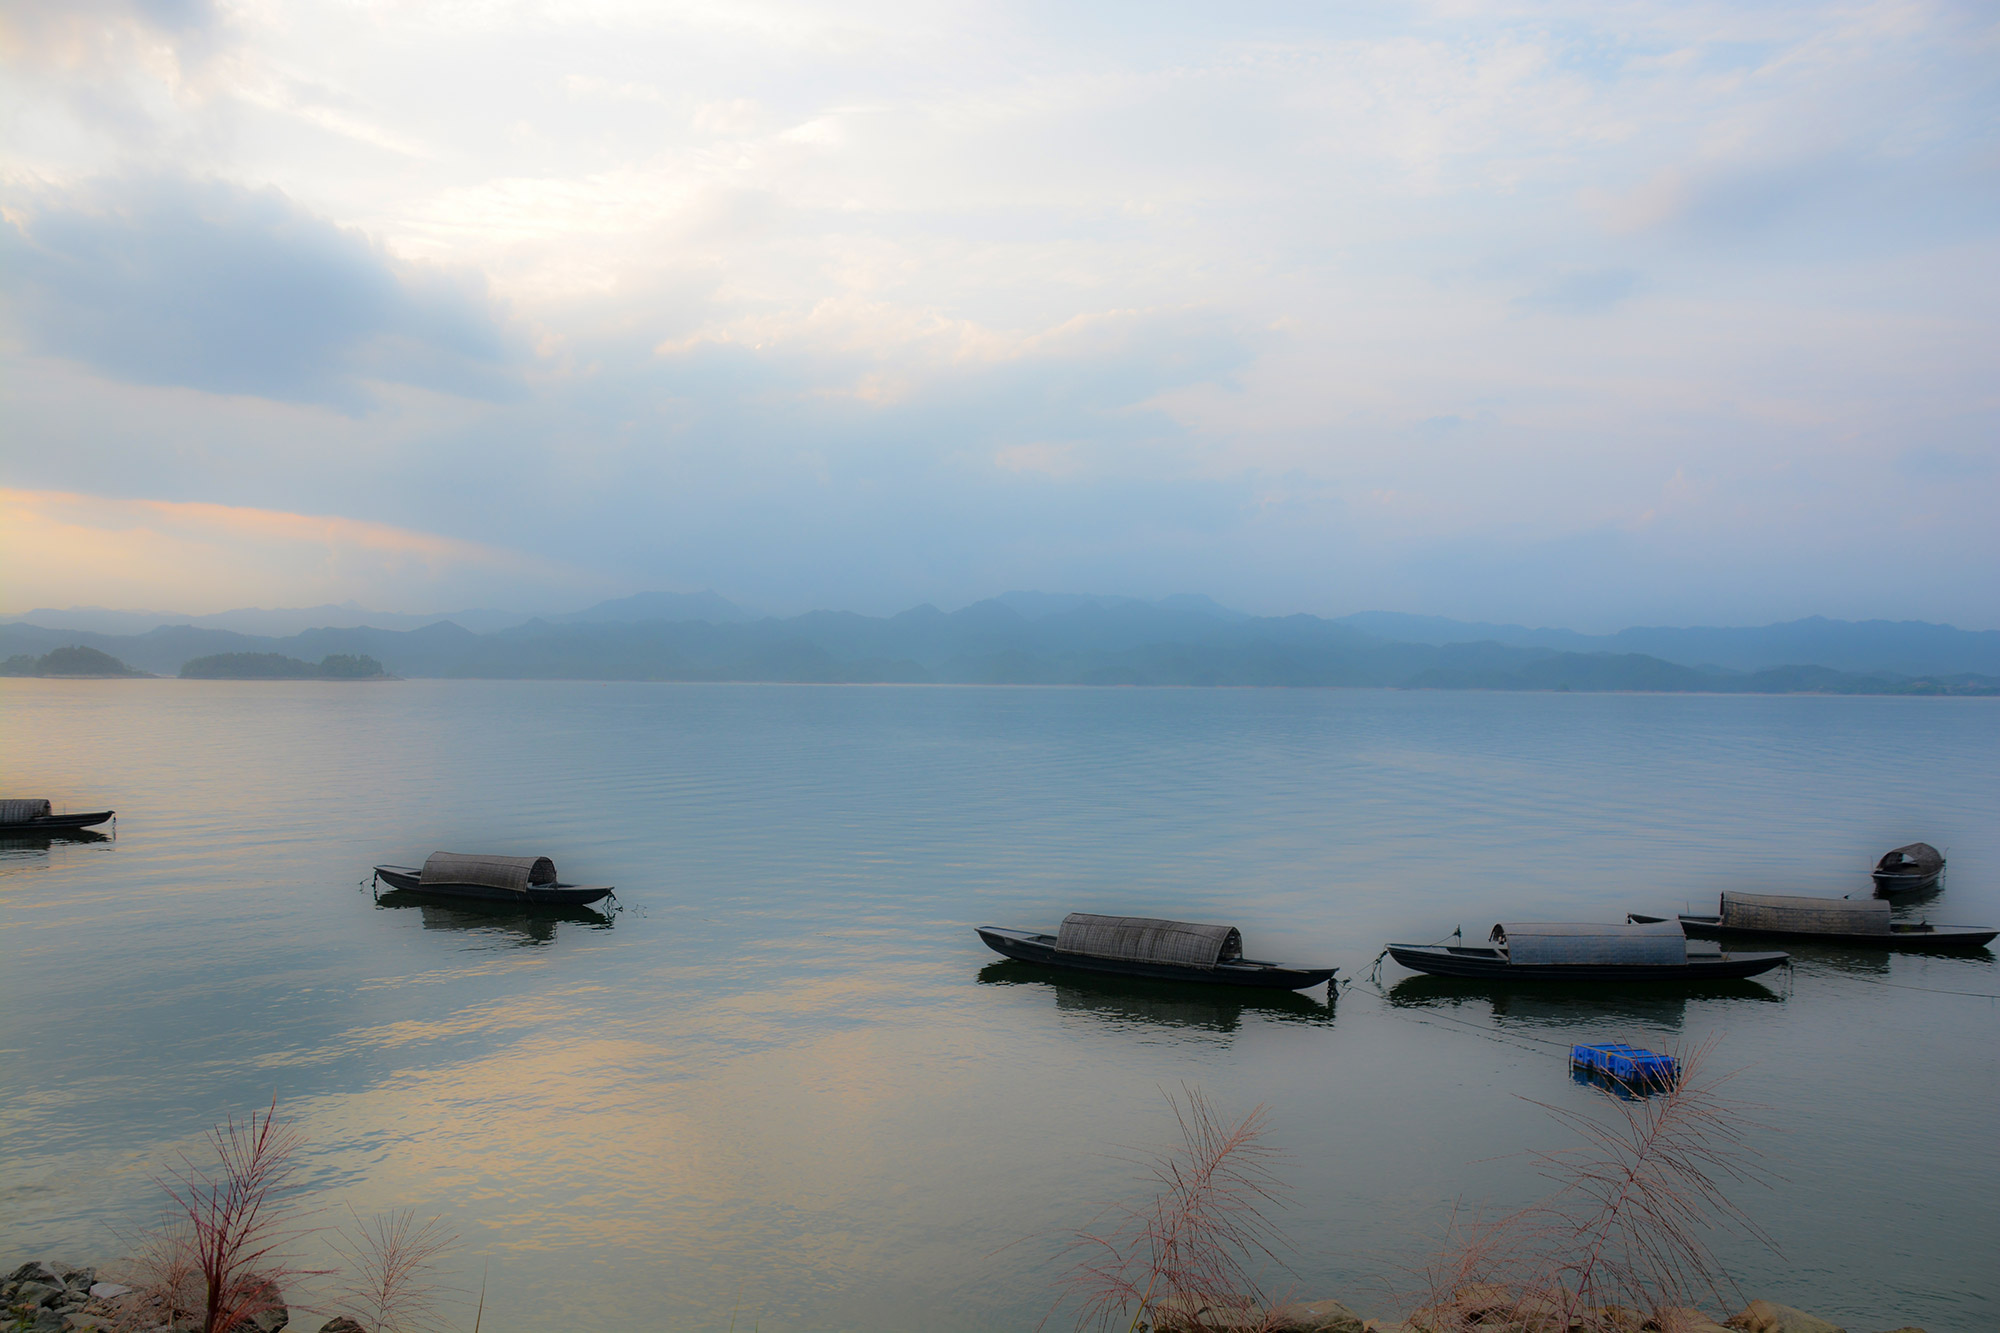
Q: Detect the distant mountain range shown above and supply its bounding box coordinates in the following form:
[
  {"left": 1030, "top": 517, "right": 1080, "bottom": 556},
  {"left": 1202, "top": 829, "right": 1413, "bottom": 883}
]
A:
[
  {"left": 1338, "top": 612, "right": 2000, "bottom": 677},
  {"left": 2, "top": 593, "right": 1995, "bottom": 694},
  {"left": 0, "top": 589, "right": 760, "bottom": 638}
]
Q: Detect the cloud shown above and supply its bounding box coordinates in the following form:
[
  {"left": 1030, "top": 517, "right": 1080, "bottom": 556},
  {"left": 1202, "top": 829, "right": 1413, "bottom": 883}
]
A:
[
  {"left": 0, "top": 0, "right": 218, "bottom": 65},
  {"left": 1513, "top": 267, "right": 1639, "bottom": 313},
  {"left": 1, "top": 0, "right": 1996, "bottom": 627},
  {"left": 0, "top": 488, "right": 597, "bottom": 615},
  {"left": 0, "top": 176, "right": 523, "bottom": 409}
]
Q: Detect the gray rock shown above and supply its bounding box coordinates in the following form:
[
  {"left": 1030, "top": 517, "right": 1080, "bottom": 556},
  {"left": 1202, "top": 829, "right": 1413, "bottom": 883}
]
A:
[
  {"left": 87, "top": 1283, "right": 132, "bottom": 1300},
  {"left": 318, "top": 1318, "right": 369, "bottom": 1333},
  {"left": 60, "top": 1268, "right": 95, "bottom": 1288},
  {"left": 18, "top": 1280, "right": 67, "bottom": 1308},
  {"left": 1725, "top": 1303, "right": 1848, "bottom": 1333},
  {"left": 32, "top": 1308, "right": 68, "bottom": 1333},
  {"left": 1150, "top": 1293, "right": 1264, "bottom": 1332},
  {"left": 1645, "top": 1310, "right": 1736, "bottom": 1333},
  {"left": 12, "top": 1263, "right": 65, "bottom": 1287},
  {"left": 1268, "top": 1297, "right": 1367, "bottom": 1333},
  {"left": 62, "top": 1316, "right": 114, "bottom": 1332},
  {"left": 237, "top": 1276, "right": 289, "bottom": 1331}
]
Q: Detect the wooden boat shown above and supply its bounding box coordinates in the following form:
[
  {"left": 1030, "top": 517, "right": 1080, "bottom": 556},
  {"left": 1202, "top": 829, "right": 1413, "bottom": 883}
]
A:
[
  {"left": 975, "top": 913, "right": 1335, "bottom": 991},
  {"left": 372, "top": 851, "right": 614, "bottom": 907},
  {"left": 0, "top": 799, "right": 113, "bottom": 834},
  {"left": 1872, "top": 842, "right": 1945, "bottom": 893},
  {"left": 975, "top": 960, "right": 1333, "bottom": 1029},
  {"left": 1387, "top": 921, "right": 1787, "bottom": 982},
  {"left": 0, "top": 828, "right": 111, "bottom": 848},
  {"left": 1631, "top": 891, "right": 1995, "bottom": 951},
  {"left": 373, "top": 888, "right": 614, "bottom": 940}
]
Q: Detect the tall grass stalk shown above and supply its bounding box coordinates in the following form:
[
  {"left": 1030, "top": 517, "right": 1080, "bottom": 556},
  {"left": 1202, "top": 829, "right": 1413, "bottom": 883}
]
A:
[
  {"left": 1406, "top": 1038, "right": 1776, "bottom": 1330},
  {"left": 328, "top": 1208, "right": 459, "bottom": 1333},
  {"left": 150, "top": 1096, "right": 312, "bottom": 1333},
  {"left": 1055, "top": 1086, "right": 1291, "bottom": 1333}
]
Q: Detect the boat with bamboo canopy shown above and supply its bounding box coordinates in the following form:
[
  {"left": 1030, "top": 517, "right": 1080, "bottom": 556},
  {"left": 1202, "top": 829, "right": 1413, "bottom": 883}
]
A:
[
  {"left": 1631, "top": 891, "right": 1994, "bottom": 950},
  {"left": 1387, "top": 920, "right": 1788, "bottom": 982},
  {"left": 975, "top": 913, "right": 1335, "bottom": 991},
  {"left": 0, "top": 799, "right": 114, "bottom": 834},
  {"left": 372, "top": 852, "right": 615, "bottom": 907},
  {"left": 1871, "top": 842, "right": 1945, "bottom": 893}
]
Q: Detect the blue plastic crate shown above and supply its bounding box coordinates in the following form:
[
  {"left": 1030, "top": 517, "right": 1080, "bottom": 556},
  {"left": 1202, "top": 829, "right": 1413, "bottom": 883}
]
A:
[{"left": 1570, "top": 1042, "right": 1679, "bottom": 1086}]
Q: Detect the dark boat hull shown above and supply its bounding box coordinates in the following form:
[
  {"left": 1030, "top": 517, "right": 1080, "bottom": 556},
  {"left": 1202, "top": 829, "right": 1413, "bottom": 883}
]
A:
[
  {"left": 373, "top": 889, "right": 613, "bottom": 935},
  {"left": 1872, "top": 869, "right": 1943, "bottom": 893},
  {"left": 976, "top": 927, "right": 1334, "bottom": 991},
  {"left": 975, "top": 961, "right": 1333, "bottom": 1028},
  {"left": 1386, "top": 943, "right": 1788, "bottom": 982},
  {"left": 0, "top": 810, "right": 114, "bottom": 833},
  {"left": 1668, "top": 914, "right": 1994, "bottom": 951},
  {"left": 372, "top": 864, "right": 614, "bottom": 907}
]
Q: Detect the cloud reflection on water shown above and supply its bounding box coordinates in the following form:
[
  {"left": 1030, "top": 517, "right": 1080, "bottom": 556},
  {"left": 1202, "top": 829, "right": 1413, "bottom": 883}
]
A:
[{"left": 5, "top": 683, "right": 1998, "bottom": 1331}]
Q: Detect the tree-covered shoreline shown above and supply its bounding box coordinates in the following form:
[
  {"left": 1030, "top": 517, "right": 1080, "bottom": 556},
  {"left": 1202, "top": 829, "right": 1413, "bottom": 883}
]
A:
[{"left": 178, "top": 652, "right": 388, "bottom": 680}]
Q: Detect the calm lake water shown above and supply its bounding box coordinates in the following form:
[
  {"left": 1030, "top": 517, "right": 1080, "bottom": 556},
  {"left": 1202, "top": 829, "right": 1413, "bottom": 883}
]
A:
[{"left": 3, "top": 681, "right": 1996, "bottom": 1331}]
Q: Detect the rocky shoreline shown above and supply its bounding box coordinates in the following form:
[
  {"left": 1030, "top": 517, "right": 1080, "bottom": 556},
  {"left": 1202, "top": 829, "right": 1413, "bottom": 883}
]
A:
[
  {"left": 1146, "top": 1290, "right": 1929, "bottom": 1333},
  {"left": 0, "top": 1262, "right": 360, "bottom": 1333},
  {"left": 5, "top": 1258, "right": 1929, "bottom": 1333}
]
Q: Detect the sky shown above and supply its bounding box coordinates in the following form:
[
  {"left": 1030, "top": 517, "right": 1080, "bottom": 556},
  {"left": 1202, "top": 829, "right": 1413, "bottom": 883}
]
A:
[{"left": 1, "top": 0, "right": 1996, "bottom": 629}]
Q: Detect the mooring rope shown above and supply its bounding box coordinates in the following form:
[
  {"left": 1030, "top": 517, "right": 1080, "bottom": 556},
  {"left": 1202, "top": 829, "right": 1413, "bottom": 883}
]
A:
[
  {"left": 1380, "top": 1000, "right": 1578, "bottom": 1054},
  {"left": 1814, "top": 973, "right": 2000, "bottom": 1000}
]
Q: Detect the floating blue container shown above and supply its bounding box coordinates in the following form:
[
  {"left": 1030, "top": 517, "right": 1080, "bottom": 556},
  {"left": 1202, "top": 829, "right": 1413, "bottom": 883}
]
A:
[{"left": 1570, "top": 1042, "right": 1679, "bottom": 1086}]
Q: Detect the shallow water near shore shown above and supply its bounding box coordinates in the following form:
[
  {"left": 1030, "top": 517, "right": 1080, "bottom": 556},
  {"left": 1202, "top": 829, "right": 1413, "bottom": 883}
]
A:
[{"left": 2, "top": 680, "right": 1996, "bottom": 1331}]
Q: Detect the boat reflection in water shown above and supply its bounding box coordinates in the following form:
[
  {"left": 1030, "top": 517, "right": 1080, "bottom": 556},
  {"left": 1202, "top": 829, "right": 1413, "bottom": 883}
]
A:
[
  {"left": 372, "top": 887, "right": 615, "bottom": 946},
  {"left": 977, "top": 960, "right": 1333, "bottom": 1035},
  {"left": 1755, "top": 941, "right": 1906, "bottom": 976},
  {"left": 1877, "top": 879, "right": 1946, "bottom": 908},
  {"left": 0, "top": 828, "right": 112, "bottom": 861},
  {"left": 1384, "top": 973, "right": 1784, "bottom": 1033}
]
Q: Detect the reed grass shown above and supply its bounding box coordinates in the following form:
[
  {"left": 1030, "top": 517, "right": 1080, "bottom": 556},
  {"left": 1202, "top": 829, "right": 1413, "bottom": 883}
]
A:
[
  {"left": 1402, "top": 1038, "right": 1777, "bottom": 1331},
  {"left": 327, "top": 1208, "right": 459, "bottom": 1333},
  {"left": 1053, "top": 1086, "right": 1292, "bottom": 1333},
  {"left": 145, "top": 1096, "right": 313, "bottom": 1333}
]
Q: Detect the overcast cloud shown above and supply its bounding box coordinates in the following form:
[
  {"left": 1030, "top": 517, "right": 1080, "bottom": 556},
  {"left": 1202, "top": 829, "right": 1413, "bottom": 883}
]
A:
[{"left": 1, "top": 0, "right": 1994, "bottom": 626}]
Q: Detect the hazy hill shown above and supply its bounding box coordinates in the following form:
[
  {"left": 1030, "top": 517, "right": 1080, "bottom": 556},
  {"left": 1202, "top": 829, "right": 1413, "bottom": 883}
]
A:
[
  {"left": 3, "top": 598, "right": 1996, "bottom": 693},
  {"left": 180, "top": 652, "right": 388, "bottom": 679},
  {"left": 1338, "top": 612, "right": 2000, "bottom": 678},
  {"left": 0, "top": 589, "right": 756, "bottom": 637},
  {"left": 0, "top": 623, "right": 277, "bottom": 674},
  {"left": 0, "top": 602, "right": 536, "bottom": 636},
  {"left": 0, "top": 645, "right": 150, "bottom": 677},
  {"left": 544, "top": 589, "right": 756, "bottom": 625}
]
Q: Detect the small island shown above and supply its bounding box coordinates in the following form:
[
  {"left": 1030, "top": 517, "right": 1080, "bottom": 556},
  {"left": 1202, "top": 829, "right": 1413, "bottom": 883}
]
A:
[
  {"left": 0, "top": 646, "right": 150, "bottom": 677},
  {"left": 178, "top": 652, "right": 390, "bottom": 680}
]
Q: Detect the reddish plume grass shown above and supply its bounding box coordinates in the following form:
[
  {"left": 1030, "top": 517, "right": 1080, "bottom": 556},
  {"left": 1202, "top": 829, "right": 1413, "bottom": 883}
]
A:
[
  {"left": 124, "top": 1217, "right": 204, "bottom": 1328},
  {"left": 327, "top": 1208, "right": 459, "bottom": 1333},
  {"left": 147, "top": 1095, "right": 315, "bottom": 1333},
  {"left": 1402, "top": 1038, "right": 1777, "bottom": 1331},
  {"left": 1053, "top": 1086, "right": 1293, "bottom": 1333}
]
